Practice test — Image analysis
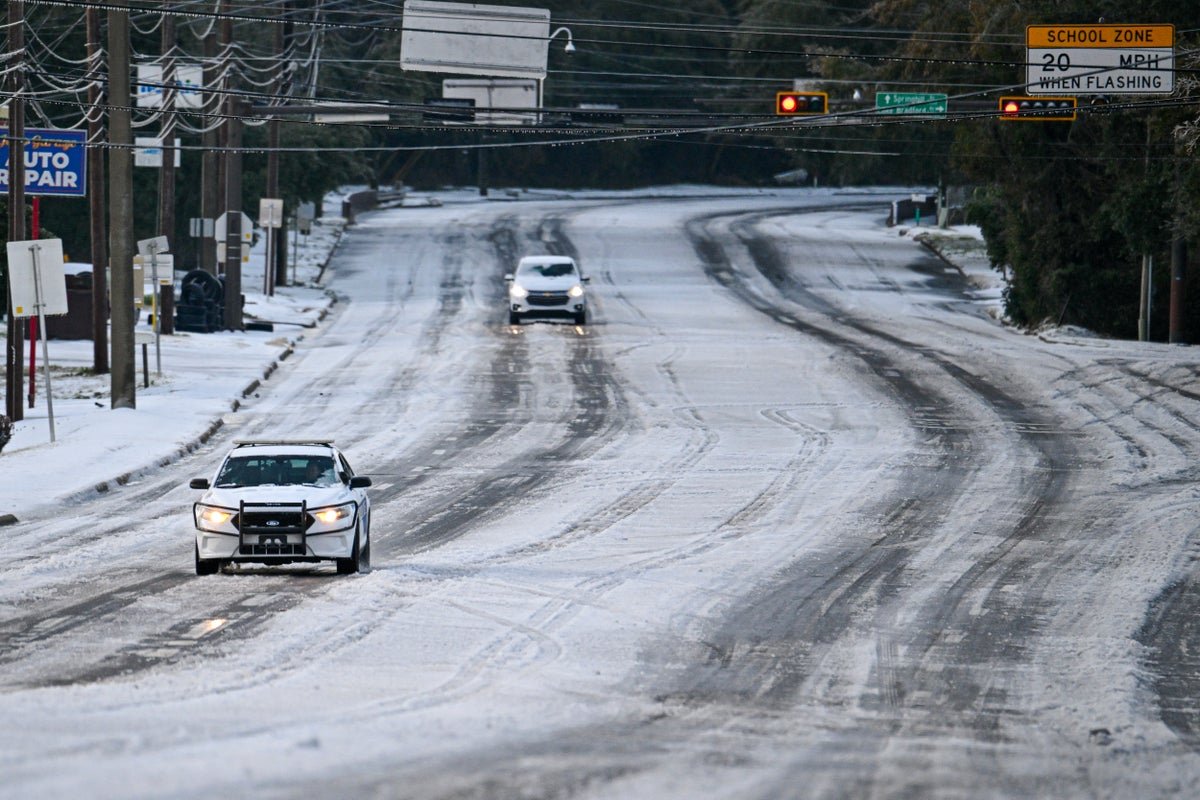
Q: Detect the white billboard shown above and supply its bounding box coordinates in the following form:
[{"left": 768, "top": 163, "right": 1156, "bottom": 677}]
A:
[
  {"left": 136, "top": 64, "right": 205, "bottom": 109},
  {"left": 443, "top": 78, "right": 537, "bottom": 125},
  {"left": 401, "top": 0, "right": 550, "bottom": 79},
  {"left": 134, "top": 137, "right": 182, "bottom": 168}
]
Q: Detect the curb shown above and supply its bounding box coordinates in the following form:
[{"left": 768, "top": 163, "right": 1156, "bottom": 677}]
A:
[
  {"left": 912, "top": 231, "right": 967, "bottom": 279},
  {"left": 71, "top": 287, "right": 344, "bottom": 502}
]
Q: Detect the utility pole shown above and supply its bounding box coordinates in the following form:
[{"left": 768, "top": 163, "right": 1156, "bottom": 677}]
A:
[
  {"left": 223, "top": 101, "right": 244, "bottom": 330},
  {"left": 109, "top": 8, "right": 136, "bottom": 409},
  {"left": 1169, "top": 128, "right": 1188, "bottom": 345},
  {"left": 265, "top": 6, "right": 285, "bottom": 292},
  {"left": 220, "top": 0, "right": 243, "bottom": 330},
  {"left": 87, "top": 7, "right": 108, "bottom": 373},
  {"left": 1169, "top": 234, "right": 1187, "bottom": 344},
  {"left": 158, "top": 11, "right": 177, "bottom": 247},
  {"left": 199, "top": 17, "right": 219, "bottom": 274},
  {"left": 6, "top": 0, "right": 27, "bottom": 423},
  {"left": 274, "top": 4, "right": 296, "bottom": 289}
]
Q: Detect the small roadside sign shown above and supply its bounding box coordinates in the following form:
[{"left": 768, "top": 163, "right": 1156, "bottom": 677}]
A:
[
  {"left": 189, "top": 217, "right": 214, "bottom": 238},
  {"left": 5, "top": 238, "right": 67, "bottom": 442},
  {"left": 137, "top": 236, "right": 170, "bottom": 256},
  {"left": 214, "top": 211, "right": 254, "bottom": 244},
  {"left": 216, "top": 242, "right": 249, "bottom": 264},
  {"left": 134, "top": 253, "right": 174, "bottom": 272},
  {"left": 259, "top": 198, "right": 284, "bottom": 228},
  {"left": 6, "top": 238, "right": 67, "bottom": 318}
]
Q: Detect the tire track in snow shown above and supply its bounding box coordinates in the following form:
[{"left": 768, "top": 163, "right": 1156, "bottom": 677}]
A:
[{"left": 666, "top": 207, "right": 1083, "bottom": 750}]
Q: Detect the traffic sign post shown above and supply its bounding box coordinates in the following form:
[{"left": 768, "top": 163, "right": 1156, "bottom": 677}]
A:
[
  {"left": 1026, "top": 24, "right": 1174, "bottom": 95},
  {"left": 6, "top": 238, "right": 67, "bottom": 442},
  {"left": 259, "top": 198, "right": 283, "bottom": 296},
  {"left": 136, "top": 236, "right": 171, "bottom": 376},
  {"left": 875, "top": 92, "right": 948, "bottom": 117}
]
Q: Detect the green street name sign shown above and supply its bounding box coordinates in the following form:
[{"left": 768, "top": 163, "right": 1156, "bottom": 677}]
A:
[{"left": 875, "top": 92, "right": 948, "bottom": 116}]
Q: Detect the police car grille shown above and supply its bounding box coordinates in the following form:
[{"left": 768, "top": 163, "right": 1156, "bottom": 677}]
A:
[
  {"left": 240, "top": 509, "right": 306, "bottom": 535},
  {"left": 240, "top": 543, "right": 307, "bottom": 556}
]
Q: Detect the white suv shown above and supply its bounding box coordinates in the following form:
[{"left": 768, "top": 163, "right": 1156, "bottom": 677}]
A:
[
  {"left": 189, "top": 440, "right": 372, "bottom": 575},
  {"left": 506, "top": 255, "right": 590, "bottom": 325}
]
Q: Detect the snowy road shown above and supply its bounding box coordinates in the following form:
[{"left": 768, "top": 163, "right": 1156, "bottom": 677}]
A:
[{"left": 4, "top": 189, "right": 1200, "bottom": 798}]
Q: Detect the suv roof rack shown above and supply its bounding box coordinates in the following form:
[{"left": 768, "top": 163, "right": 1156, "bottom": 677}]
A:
[{"left": 232, "top": 439, "right": 335, "bottom": 447}]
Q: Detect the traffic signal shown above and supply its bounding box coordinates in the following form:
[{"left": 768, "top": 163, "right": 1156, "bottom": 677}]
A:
[
  {"left": 998, "top": 96, "right": 1077, "bottom": 121},
  {"left": 776, "top": 91, "right": 828, "bottom": 116}
]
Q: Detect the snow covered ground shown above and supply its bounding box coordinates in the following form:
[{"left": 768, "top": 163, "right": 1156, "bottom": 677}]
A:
[
  {"left": 0, "top": 206, "right": 346, "bottom": 520},
  {"left": 3, "top": 186, "right": 1200, "bottom": 799}
]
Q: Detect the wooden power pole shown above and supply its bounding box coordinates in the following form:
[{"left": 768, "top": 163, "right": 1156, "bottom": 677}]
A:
[
  {"left": 6, "top": 0, "right": 26, "bottom": 422},
  {"left": 87, "top": 7, "right": 108, "bottom": 374},
  {"left": 108, "top": 8, "right": 136, "bottom": 408}
]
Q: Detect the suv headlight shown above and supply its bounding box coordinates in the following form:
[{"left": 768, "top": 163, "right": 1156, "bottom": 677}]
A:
[
  {"left": 195, "top": 503, "right": 238, "bottom": 534},
  {"left": 509, "top": 283, "right": 529, "bottom": 299},
  {"left": 567, "top": 284, "right": 584, "bottom": 298},
  {"left": 307, "top": 502, "right": 357, "bottom": 533}
]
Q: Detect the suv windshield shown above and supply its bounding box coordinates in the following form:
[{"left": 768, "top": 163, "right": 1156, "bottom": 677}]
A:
[
  {"left": 519, "top": 262, "right": 576, "bottom": 279},
  {"left": 215, "top": 455, "right": 339, "bottom": 488}
]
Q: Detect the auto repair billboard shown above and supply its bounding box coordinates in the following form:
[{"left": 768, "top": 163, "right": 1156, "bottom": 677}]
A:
[{"left": 0, "top": 128, "right": 88, "bottom": 197}]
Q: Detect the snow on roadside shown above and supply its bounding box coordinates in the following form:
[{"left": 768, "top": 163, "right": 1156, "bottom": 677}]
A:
[
  {"left": 908, "top": 223, "right": 1005, "bottom": 320},
  {"left": 0, "top": 205, "right": 347, "bottom": 523}
]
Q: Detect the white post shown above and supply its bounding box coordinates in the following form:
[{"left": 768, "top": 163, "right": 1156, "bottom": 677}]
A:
[
  {"left": 291, "top": 217, "right": 298, "bottom": 286},
  {"left": 150, "top": 245, "right": 162, "bottom": 375},
  {"left": 28, "top": 244, "right": 56, "bottom": 443}
]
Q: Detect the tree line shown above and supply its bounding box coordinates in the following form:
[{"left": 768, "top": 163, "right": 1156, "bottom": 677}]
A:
[{"left": 4, "top": 0, "right": 1199, "bottom": 340}]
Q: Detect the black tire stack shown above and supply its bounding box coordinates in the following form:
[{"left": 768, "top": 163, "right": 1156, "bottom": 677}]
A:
[{"left": 175, "top": 270, "right": 225, "bottom": 333}]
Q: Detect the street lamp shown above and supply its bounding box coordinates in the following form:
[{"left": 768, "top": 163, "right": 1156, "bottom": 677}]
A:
[
  {"left": 540, "top": 26, "right": 575, "bottom": 124},
  {"left": 550, "top": 26, "right": 575, "bottom": 53}
]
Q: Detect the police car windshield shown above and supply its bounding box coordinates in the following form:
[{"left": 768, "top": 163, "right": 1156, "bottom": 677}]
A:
[{"left": 215, "top": 455, "right": 339, "bottom": 487}]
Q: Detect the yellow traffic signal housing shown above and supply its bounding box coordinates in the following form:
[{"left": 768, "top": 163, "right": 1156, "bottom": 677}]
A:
[
  {"left": 998, "top": 96, "right": 1077, "bottom": 121},
  {"left": 776, "top": 91, "right": 828, "bottom": 115}
]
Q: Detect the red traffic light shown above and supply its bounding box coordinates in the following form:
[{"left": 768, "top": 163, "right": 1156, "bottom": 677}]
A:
[
  {"left": 776, "top": 91, "right": 828, "bottom": 116},
  {"left": 997, "top": 96, "right": 1077, "bottom": 121}
]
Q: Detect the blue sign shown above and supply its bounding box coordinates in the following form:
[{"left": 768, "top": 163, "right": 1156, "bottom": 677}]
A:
[{"left": 0, "top": 128, "right": 88, "bottom": 197}]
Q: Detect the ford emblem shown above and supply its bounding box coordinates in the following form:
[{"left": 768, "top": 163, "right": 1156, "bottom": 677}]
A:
[{"left": 265, "top": 520, "right": 280, "bottom": 527}]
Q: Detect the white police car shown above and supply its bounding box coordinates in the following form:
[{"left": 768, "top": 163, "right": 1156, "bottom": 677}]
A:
[
  {"left": 505, "top": 255, "right": 590, "bottom": 325},
  {"left": 189, "top": 440, "right": 372, "bottom": 575}
]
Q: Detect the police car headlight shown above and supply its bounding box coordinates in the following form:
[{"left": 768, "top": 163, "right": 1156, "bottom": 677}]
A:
[
  {"left": 308, "top": 502, "right": 357, "bottom": 533},
  {"left": 509, "top": 283, "right": 529, "bottom": 299},
  {"left": 195, "top": 503, "right": 238, "bottom": 534}
]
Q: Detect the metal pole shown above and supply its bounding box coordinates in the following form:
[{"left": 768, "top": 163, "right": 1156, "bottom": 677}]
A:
[
  {"left": 29, "top": 244, "right": 55, "bottom": 443},
  {"left": 1139, "top": 253, "right": 1150, "bottom": 342},
  {"left": 28, "top": 197, "right": 39, "bottom": 408},
  {"left": 151, "top": 247, "right": 162, "bottom": 375},
  {"left": 261, "top": 205, "right": 277, "bottom": 296},
  {"left": 1142, "top": 256, "right": 1152, "bottom": 338},
  {"left": 291, "top": 218, "right": 298, "bottom": 285}
]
